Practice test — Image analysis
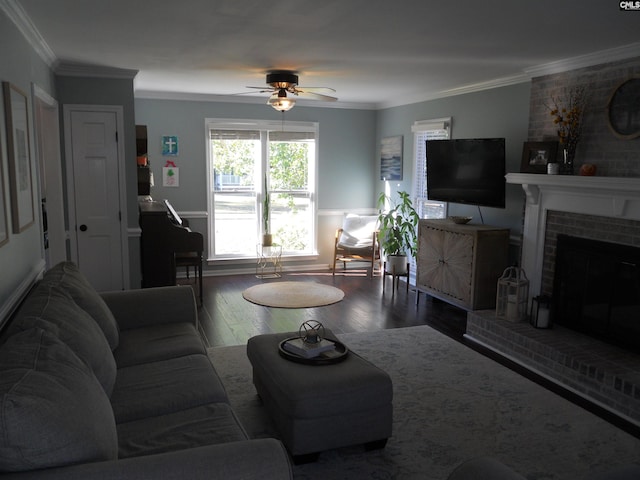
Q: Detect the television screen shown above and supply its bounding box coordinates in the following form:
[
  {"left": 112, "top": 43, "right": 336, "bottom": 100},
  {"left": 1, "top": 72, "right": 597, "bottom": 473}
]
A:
[{"left": 426, "top": 138, "right": 506, "bottom": 208}]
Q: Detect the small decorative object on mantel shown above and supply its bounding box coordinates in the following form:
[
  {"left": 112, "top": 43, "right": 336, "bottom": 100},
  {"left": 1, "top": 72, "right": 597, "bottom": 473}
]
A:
[
  {"left": 579, "top": 163, "right": 597, "bottom": 176},
  {"left": 496, "top": 266, "right": 529, "bottom": 322},
  {"left": 547, "top": 85, "right": 589, "bottom": 175},
  {"left": 520, "top": 141, "right": 558, "bottom": 174}
]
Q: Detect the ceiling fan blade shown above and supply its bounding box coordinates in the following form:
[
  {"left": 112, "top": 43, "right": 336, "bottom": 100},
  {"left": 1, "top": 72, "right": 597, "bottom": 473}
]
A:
[
  {"left": 244, "top": 86, "right": 276, "bottom": 92},
  {"left": 296, "top": 86, "right": 336, "bottom": 94},
  {"left": 296, "top": 91, "right": 338, "bottom": 102}
]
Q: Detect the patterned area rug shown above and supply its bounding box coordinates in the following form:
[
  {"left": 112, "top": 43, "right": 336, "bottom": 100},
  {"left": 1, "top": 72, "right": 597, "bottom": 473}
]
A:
[
  {"left": 208, "top": 326, "right": 639, "bottom": 480},
  {"left": 242, "top": 281, "right": 344, "bottom": 308}
]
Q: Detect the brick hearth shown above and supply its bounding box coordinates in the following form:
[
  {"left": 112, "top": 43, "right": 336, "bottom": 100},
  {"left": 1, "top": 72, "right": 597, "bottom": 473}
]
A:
[{"left": 466, "top": 310, "right": 640, "bottom": 426}]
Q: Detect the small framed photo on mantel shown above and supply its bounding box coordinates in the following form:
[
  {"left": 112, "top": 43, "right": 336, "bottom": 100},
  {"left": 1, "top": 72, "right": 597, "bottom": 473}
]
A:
[{"left": 520, "top": 141, "right": 559, "bottom": 174}]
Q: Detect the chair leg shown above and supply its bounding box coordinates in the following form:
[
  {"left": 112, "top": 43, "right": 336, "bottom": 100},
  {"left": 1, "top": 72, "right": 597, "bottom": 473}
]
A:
[{"left": 198, "top": 261, "right": 203, "bottom": 305}]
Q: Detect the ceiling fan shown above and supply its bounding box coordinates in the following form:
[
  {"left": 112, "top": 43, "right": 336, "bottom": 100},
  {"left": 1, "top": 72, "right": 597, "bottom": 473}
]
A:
[{"left": 245, "top": 70, "right": 337, "bottom": 112}]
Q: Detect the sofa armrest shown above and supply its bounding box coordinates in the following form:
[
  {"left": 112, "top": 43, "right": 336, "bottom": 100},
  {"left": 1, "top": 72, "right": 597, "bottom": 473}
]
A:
[
  {"left": 100, "top": 286, "right": 198, "bottom": 331},
  {"left": 0, "top": 439, "right": 292, "bottom": 480}
]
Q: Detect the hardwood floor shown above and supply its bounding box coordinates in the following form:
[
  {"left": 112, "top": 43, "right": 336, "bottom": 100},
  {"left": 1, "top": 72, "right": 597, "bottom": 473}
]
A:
[{"left": 186, "top": 269, "right": 467, "bottom": 348}]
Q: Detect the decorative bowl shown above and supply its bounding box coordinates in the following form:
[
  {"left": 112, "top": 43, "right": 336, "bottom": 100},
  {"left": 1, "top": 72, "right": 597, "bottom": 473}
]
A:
[{"left": 449, "top": 216, "right": 473, "bottom": 224}]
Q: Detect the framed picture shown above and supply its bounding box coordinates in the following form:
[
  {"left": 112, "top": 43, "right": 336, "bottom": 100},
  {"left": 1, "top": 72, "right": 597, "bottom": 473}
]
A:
[
  {"left": 0, "top": 134, "right": 7, "bottom": 248},
  {"left": 520, "top": 141, "right": 558, "bottom": 174},
  {"left": 380, "top": 135, "right": 403, "bottom": 180},
  {"left": 3, "top": 82, "right": 35, "bottom": 233},
  {"left": 161, "top": 135, "right": 179, "bottom": 156}
]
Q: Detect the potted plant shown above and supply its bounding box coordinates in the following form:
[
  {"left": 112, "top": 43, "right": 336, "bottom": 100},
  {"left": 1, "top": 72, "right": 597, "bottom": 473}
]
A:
[
  {"left": 262, "top": 175, "right": 272, "bottom": 246},
  {"left": 377, "top": 191, "right": 419, "bottom": 274}
]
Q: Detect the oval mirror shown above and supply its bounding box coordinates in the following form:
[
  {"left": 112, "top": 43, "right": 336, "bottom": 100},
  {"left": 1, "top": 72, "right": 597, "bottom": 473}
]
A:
[{"left": 607, "top": 77, "right": 640, "bottom": 140}]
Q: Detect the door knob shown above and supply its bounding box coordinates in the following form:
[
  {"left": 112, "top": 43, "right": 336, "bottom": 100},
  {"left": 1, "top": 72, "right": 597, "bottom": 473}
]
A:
[{"left": 79, "top": 224, "right": 88, "bottom": 232}]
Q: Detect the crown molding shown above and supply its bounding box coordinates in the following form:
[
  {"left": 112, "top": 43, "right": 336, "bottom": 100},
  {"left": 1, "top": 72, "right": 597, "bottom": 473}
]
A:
[
  {"left": 377, "top": 73, "right": 531, "bottom": 109},
  {"left": 379, "top": 43, "right": 640, "bottom": 109},
  {"left": 524, "top": 42, "right": 640, "bottom": 78},
  {"left": 0, "top": 0, "right": 56, "bottom": 66},
  {"left": 55, "top": 63, "right": 138, "bottom": 80}
]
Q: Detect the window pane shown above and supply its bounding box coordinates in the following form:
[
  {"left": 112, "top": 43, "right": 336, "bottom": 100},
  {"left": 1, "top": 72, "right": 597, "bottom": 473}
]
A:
[
  {"left": 269, "top": 139, "right": 310, "bottom": 191},
  {"left": 213, "top": 191, "right": 257, "bottom": 255},
  {"left": 270, "top": 192, "right": 311, "bottom": 253},
  {"left": 268, "top": 133, "right": 314, "bottom": 254},
  {"left": 211, "top": 136, "right": 259, "bottom": 256}
]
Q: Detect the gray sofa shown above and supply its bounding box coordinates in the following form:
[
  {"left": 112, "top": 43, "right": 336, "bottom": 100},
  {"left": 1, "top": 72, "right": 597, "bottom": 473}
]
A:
[{"left": 0, "top": 262, "right": 292, "bottom": 479}]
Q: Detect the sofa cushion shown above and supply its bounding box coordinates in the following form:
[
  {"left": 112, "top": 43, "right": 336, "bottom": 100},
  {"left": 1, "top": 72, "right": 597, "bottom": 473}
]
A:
[
  {"left": 41, "top": 262, "right": 120, "bottom": 349},
  {"left": 117, "top": 403, "right": 248, "bottom": 458},
  {"left": 0, "top": 328, "right": 118, "bottom": 472},
  {"left": 111, "top": 354, "right": 229, "bottom": 424},
  {"left": 114, "top": 322, "right": 206, "bottom": 368},
  {"left": 9, "top": 284, "right": 117, "bottom": 396}
]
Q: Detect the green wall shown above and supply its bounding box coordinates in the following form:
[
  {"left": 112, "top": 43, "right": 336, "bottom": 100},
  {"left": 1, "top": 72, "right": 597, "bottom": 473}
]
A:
[
  {"left": 134, "top": 98, "right": 377, "bottom": 272},
  {"left": 375, "top": 82, "right": 532, "bottom": 234}
]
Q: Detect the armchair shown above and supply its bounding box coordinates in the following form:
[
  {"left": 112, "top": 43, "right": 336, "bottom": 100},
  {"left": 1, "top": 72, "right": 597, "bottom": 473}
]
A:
[{"left": 332, "top": 214, "right": 381, "bottom": 277}]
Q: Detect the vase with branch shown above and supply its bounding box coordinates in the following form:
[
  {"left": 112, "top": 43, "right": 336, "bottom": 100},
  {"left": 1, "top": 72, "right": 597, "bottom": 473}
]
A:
[
  {"left": 547, "top": 85, "right": 588, "bottom": 175},
  {"left": 262, "top": 175, "right": 272, "bottom": 246}
]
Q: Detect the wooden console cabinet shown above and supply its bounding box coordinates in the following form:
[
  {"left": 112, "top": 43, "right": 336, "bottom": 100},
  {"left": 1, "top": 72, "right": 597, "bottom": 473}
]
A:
[{"left": 416, "top": 219, "right": 509, "bottom": 311}]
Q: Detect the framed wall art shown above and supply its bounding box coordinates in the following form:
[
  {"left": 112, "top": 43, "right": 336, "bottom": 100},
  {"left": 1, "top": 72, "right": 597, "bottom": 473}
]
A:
[
  {"left": 380, "top": 135, "right": 403, "bottom": 181},
  {"left": 0, "top": 136, "right": 7, "bottom": 248},
  {"left": 520, "top": 141, "right": 558, "bottom": 174},
  {"left": 3, "top": 82, "right": 35, "bottom": 233}
]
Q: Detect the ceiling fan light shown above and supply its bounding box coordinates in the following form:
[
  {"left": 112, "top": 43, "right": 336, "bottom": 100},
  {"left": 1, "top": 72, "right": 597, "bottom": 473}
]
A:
[{"left": 268, "top": 95, "right": 296, "bottom": 112}]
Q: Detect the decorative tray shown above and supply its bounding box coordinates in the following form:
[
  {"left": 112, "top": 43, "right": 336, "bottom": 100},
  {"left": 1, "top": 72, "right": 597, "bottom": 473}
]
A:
[{"left": 278, "top": 337, "right": 349, "bottom": 365}]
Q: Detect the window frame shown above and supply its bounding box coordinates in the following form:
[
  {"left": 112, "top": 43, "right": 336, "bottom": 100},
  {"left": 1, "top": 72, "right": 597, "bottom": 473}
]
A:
[
  {"left": 411, "top": 117, "right": 452, "bottom": 220},
  {"left": 205, "top": 118, "right": 319, "bottom": 261}
]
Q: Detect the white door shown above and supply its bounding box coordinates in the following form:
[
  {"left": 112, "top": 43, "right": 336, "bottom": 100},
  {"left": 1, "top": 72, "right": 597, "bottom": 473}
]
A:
[{"left": 65, "top": 107, "right": 126, "bottom": 291}]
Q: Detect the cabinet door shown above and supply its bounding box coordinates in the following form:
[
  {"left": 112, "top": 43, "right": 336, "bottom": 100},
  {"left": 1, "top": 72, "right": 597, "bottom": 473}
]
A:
[{"left": 419, "top": 227, "right": 473, "bottom": 303}]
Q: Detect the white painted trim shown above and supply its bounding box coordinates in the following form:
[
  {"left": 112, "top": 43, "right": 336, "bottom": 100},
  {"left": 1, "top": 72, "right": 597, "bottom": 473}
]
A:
[
  {"left": 379, "top": 42, "right": 640, "bottom": 109},
  {"left": 524, "top": 42, "right": 640, "bottom": 78},
  {"left": 56, "top": 63, "right": 138, "bottom": 80},
  {"left": 506, "top": 173, "right": 640, "bottom": 300},
  {"left": 0, "top": 0, "right": 56, "bottom": 66},
  {"left": 318, "top": 208, "right": 377, "bottom": 216},
  {"left": 63, "top": 104, "right": 130, "bottom": 289}
]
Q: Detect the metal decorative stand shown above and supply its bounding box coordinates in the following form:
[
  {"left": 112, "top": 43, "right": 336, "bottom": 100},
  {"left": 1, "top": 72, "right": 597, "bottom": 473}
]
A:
[{"left": 256, "top": 243, "right": 282, "bottom": 278}]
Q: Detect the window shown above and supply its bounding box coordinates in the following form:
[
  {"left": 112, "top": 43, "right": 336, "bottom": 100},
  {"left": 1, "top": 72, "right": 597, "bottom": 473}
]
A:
[
  {"left": 412, "top": 118, "right": 451, "bottom": 219},
  {"left": 206, "top": 119, "right": 318, "bottom": 260}
]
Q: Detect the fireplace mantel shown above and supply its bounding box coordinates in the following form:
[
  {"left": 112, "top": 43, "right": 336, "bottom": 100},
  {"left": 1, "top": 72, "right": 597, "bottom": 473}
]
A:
[{"left": 506, "top": 173, "right": 640, "bottom": 298}]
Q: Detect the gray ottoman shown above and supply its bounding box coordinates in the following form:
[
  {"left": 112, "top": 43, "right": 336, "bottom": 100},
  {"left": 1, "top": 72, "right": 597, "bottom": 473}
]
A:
[{"left": 247, "top": 331, "right": 393, "bottom": 462}]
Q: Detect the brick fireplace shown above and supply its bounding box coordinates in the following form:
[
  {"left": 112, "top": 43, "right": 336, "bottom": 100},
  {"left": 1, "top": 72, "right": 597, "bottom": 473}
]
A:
[{"left": 466, "top": 173, "right": 640, "bottom": 427}]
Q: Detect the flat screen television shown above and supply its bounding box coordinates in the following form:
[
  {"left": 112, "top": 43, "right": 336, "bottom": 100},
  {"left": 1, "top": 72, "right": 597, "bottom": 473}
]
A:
[{"left": 426, "top": 138, "right": 506, "bottom": 208}]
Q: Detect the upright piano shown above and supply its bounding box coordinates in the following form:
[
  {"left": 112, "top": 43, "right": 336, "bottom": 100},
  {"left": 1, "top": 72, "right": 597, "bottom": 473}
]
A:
[{"left": 138, "top": 199, "right": 203, "bottom": 301}]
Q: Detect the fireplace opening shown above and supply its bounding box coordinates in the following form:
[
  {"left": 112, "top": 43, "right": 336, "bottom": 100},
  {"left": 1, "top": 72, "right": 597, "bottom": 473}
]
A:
[{"left": 553, "top": 234, "right": 640, "bottom": 352}]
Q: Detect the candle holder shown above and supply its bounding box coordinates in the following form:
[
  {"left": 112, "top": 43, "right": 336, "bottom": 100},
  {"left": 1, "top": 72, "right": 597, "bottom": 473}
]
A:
[
  {"left": 530, "top": 295, "right": 552, "bottom": 329},
  {"left": 496, "top": 266, "right": 529, "bottom": 322}
]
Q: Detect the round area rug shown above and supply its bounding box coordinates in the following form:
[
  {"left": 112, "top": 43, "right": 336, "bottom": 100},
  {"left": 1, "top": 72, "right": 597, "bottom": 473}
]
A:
[{"left": 242, "top": 281, "right": 344, "bottom": 308}]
